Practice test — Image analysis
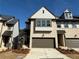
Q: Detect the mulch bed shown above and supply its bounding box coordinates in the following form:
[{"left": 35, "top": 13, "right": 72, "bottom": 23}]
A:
[
  {"left": 0, "top": 49, "right": 11, "bottom": 53},
  {"left": 12, "top": 49, "right": 30, "bottom": 54},
  {"left": 56, "top": 48, "right": 79, "bottom": 54},
  {"left": 0, "top": 49, "right": 30, "bottom": 54}
]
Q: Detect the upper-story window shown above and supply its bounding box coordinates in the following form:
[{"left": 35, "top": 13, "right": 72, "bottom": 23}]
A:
[
  {"left": 65, "top": 13, "right": 68, "bottom": 18},
  {"left": 42, "top": 10, "right": 44, "bottom": 14},
  {"left": 42, "top": 20, "right": 46, "bottom": 26},
  {"left": 36, "top": 19, "right": 51, "bottom": 27},
  {"left": 64, "top": 23, "right": 69, "bottom": 28},
  {"left": 65, "top": 12, "right": 73, "bottom": 19},
  {"left": 47, "top": 20, "right": 51, "bottom": 26},
  {"left": 36, "top": 20, "right": 41, "bottom": 27},
  {"left": 57, "top": 24, "right": 61, "bottom": 28},
  {"left": 69, "top": 13, "right": 72, "bottom": 18},
  {"left": 77, "top": 24, "right": 79, "bottom": 28},
  {"left": 72, "top": 23, "right": 77, "bottom": 28},
  {"left": 64, "top": 9, "right": 73, "bottom": 19},
  {"left": 3, "top": 22, "right": 6, "bottom": 26},
  {"left": 8, "top": 27, "right": 11, "bottom": 30}
]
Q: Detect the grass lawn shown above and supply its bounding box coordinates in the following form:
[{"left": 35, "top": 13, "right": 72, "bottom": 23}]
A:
[
  {"left": 0, "top": 49, "right": 30, "bottom": 59},
  {"left": 56, "top": 48, "right": 79, "bottom": 59}
]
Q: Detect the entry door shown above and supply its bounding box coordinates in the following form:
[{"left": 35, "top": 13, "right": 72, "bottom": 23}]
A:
[
  {"left": 3, "top": 36, "right": 10, "bottom": 47},
  {"left": 58, "top": 34, "right": 64, "bottom": 46}
]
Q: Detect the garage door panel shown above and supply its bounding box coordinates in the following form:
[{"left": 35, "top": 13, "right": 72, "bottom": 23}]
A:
[
  {"left": 32, "top": 39, "right": 54, "bottom": 48},
  {"left": 66, "top": 39, "right": 79, "bottom": 48}
]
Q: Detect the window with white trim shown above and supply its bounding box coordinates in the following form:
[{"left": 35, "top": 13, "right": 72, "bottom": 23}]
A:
[
  {"left": 65, "top": 12, "right": 73, "bottom": 19},
  {"left": 8, "top": 27, "right": 11, "bottom": 30},
  {"left": 47, "top": 20, "right": 51, "bottom": 26},
  {"left": 36, "top": 19, "right": 51, "bottom": 27},
  {"left": 42, "top": 20, "right": 46, "bottom": 26},
  {"left": 36, "top": 20, "right": 41, "bottom": 27},
  {"left": 57, "top": 24, "right": 61, "bottom": 28},
  {"left": 64, "top": 23, "right": 69, "bottom": 28},
  {"left": 72, "top": 23, "right": 77, "bottom": 28}
]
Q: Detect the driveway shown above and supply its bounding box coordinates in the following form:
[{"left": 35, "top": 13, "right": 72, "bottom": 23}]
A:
[{"left": 23, "top": 48, "right": 71, "bottom": 59}]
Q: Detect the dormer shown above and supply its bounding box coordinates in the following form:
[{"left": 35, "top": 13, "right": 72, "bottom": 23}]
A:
[{"left": 64, "top": 9, "right": 73, "bottom": 19}]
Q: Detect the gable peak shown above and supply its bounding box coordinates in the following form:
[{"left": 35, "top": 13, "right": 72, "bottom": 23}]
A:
[
  {"left": 30, "top": 7, "right": 56, "bottom": 19},
  {"left": 40, "top": 7, "right": 47, "bottom": 9}
]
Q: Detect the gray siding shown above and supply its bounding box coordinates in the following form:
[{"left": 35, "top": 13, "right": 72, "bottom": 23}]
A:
[
  {"left": 66, "top": 39, "right": 79, "bottom": 48},
  {"left": 32, "top": 39, "right": 55, "bottom": 48}
]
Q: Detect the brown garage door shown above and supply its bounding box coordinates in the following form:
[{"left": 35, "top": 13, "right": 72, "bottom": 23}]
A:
[
  {"left": 32, "top": 38, "right": 55, "bottom": 48},
  {"left": 66, "top": 39, "right": 79, "bottom": 48}
]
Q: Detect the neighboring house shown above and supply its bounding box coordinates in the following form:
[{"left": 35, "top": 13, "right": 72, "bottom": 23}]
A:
[
  {"left": 26, "top": 7, "right": 79, "bottom": 48},
  {"left": 19, "top": 29, "right": 28, "bottom": 46},
  {"left": 0, "top": 15, "right": 19, "bottom": 48}
]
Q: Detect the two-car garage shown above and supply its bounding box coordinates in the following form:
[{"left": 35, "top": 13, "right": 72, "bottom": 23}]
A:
[{"left": 32, "top": 38, "right": 55, "bottom": 48}]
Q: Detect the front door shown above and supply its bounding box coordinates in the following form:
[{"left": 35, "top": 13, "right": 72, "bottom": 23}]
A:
[
  {"left": 3, "top": 36, "right": 10, "bottom": 47},
  {"left": 58, "top": 34, "right": 64, "bottom": 46}
]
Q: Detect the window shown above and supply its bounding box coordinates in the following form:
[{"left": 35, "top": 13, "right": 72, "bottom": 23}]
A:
[
  {"left": 8, "top": 27, "right": 11, "bottom": 30},
  {"left": 65, "top": 13, "right": 68, "bottom": 18},
  {"left": 76, "top": 23, "right": 79, "bottom": 28},
  {"left": 69, "top": 13, "right": 72, "bottom": 18},
  {"left": 64, "top": 23, "right": 69, "bottom": 28},
  {"left": 65, "top": 12, "right": 73, "bottom": 19},
  {"left": 57, "top": 24, "right": 61, "bottom": 28},
  {"left": 36, "top": 20, "right": 41, "bottom": 27},
  {"left": 3, "top": 22, "right": 6, "bottom": 26},
  {"left": 42, "top": 20, "right": 46, "bottom": 26},
  {"left": 42, "top": 10, "right": 44, "bottom": 14},
  {"left": 72, "top": 23, "right": 77, "bottom": 28},
  {"left": 36, "top": 19, "right": 51, "bottom": 27},
  {"left": 47, "top": 20, "right": 51, "bottom": 26},
  {"left": 68, "top": 13, "right": 73, "bottom": 19}
]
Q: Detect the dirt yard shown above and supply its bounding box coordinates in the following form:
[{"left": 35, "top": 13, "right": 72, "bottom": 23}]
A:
[{"left": 0, "top": 49, "right": 30, "bottom": 59}]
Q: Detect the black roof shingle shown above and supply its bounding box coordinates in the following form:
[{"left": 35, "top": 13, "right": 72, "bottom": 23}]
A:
[
  {"left": 0, "top": 15, "right": 15, "bottom": 21},
  {"left": 6, "top": 18, "right": 18, "bottom": 25}
]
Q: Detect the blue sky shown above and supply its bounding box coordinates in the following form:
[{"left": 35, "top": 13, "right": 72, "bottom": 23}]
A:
[{"left": 0, "top": 0, "right": 79, "bottom": 29}]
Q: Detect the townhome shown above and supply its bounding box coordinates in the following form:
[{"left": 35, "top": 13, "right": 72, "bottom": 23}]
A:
[
  {"left": 26, "top": 7, "right": 79, "bottom": 48},
  {"left": 0, "top": 15, "right": 19, "bottom": 48}
]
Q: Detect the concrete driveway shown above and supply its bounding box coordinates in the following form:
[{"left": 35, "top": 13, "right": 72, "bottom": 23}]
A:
[{"left": 23, "top": 48, "right": 71, "bottom": 59}]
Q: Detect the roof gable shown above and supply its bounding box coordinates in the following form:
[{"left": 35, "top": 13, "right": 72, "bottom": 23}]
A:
[
  {"left": 0, "top": 15, "right": 15, "bottom": 21},
  {"left": 31, "top": 7, "right": 56, "bottom": 19}
]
